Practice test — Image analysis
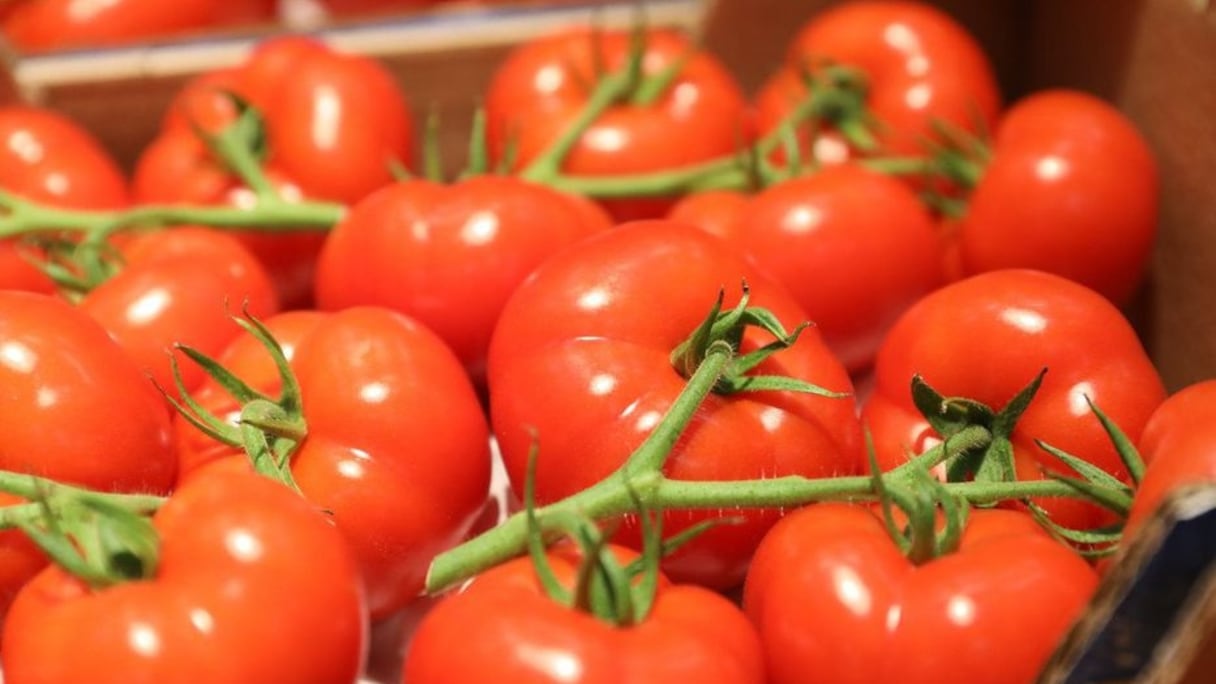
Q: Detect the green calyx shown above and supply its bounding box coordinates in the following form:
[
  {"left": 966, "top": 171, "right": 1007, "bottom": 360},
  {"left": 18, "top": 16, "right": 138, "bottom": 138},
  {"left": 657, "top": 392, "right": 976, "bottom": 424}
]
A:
[
  {"left": 165, "top": 309, "right": 306, "bottom": 493},
  {"left": 0, "top": 473, "right": 165, "bottom": 589},
  {"left": 670, "top": 282, "right": 846, "bottom": 398}
]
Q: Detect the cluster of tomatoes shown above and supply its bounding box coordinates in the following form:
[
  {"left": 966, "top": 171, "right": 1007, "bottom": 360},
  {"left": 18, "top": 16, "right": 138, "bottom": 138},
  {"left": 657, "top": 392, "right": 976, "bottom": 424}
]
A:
[{"left": 0, "top": 2, "right": 1207, "bottom": 683}]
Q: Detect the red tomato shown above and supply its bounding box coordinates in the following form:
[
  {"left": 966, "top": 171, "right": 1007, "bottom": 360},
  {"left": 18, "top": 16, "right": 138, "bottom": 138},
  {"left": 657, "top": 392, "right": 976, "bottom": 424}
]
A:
[
  {"left": 404, "top": 543, "right": 765, "bottom": 683},
  {"left": 314, "top": 176, "right": 613, "bottom": 383},
  {"left": 666, "top": 189, "right": 749, "bottom": 242},
  {"left": 1125, "top": 381, "right": 1216, "bottom": 535},
  {"left": 0, "top": 494, "right": 46, "bottom": 624},
  {"left": 1, "top": 469, "right": 366, "bottom": 684},
  {"left": 862, "top": 269, "right": 1166, "bottom": 530},
  {"left": 485, "top": 27, "right": 749, "bottom": 221},
  {"left": 950, "top": 90, "right": 1159, "bottom": 304},
  {"left": 78, "top": 227, "right": 280, "bottom": 393},
  {"left": 0, "top": 106, "right": 129, "bottom": 293},
  {"left": 744, "top": 504, "right": 1096, "bottom": 684},
  {"left": 754, "top": 1, "right": 1001, "bottom": 164},
  {"left": 487, "top": 221, "right": 863, "bottom": 589},
  {"left": 1, "top": 0, "right": 276, "bottom": 52},
  {"left": 0, "top": 291, "right": 175, "bottom": 493},
  {"left": 134, "top": 36, "right": 414, "bottom": 308},
  {"left": 673, "top": 165, "right": 944, "bottom": 372},
  {"left": 175, "top": 307, "right": 492, "bottom": 620}
]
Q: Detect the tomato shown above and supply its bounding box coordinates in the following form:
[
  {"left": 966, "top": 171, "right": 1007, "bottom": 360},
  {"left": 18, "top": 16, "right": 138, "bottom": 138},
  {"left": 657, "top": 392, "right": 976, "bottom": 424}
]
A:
[
  {"left": 1, "top": 0, "right": 276, "bottom": 53},
  {"left": 1, "top": 468, "right": 366, "bottom": 684},
  {"left": 949, "top": 90, "right": 1159, "bottom": 304},
  {"left": 0, "top": 106, "right": 129, "bottom": 294},
  {"left": 134, "top": 36, "right": 414, "bottom": 308},
  {"left": 78, "top": 227, "right": 280, "bottom": 393},
  {"left": 487, "top": 221, "right": 863, "bottom": 589},
  {"left": 754, "top": 1, "right": 1000, "bottom": 164},
  {"left": 1124, "top": 381, "right": 1216, "bottom": 536},
  {"left": 485, "top": 27, "right": 749, "bottom": 221},
  {"left": 314, "top": 176, "right": 613, "bottom": 383},
  {"left": 0, "top": 291, "right": 175, "bottom": 493},
  {"left": 0, "top": 494, "right": 47, "bottom": 624},
  {"left": 862, "top": 269, "right": 1166, "bottom": 530},
  {"left": 404, "top": 543, "right": 765, "bottom": 683},
  {"left": 175, "top": 307, "right": 492, "bottom": 620},
  {"left": 743, "top": 503, "right": 1096, "bottom": 684},
  {"left": 666, "top": 189, "right": 749, "bottom": 242},
  {"left": 672, "top": 165, "right": 944, "bottom": 372}
]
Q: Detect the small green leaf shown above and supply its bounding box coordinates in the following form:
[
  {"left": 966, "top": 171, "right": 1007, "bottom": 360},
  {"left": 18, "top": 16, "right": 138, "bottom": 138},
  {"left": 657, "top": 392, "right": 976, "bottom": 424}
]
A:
[
  {"left": 1085, "top": 396, "right": 1146, "bottom": 485},
  {"left": 719, "top": 374, "right": 847, "bottom": 397},
  {"left": 971, "top": 436, "right": 1017, "bottom": 485},
  {"left": 1036, "top": 439, "right": 1131, "bottom": 493},
  {"left": 1027, "top": 501, "right": 1124, "bottom": 547},
  {"left": 991, "top": 369, "right": 1047, "bottom": 438},
  {"left": 1044, "top": 472, "right": 1134, "bottom": 516}
]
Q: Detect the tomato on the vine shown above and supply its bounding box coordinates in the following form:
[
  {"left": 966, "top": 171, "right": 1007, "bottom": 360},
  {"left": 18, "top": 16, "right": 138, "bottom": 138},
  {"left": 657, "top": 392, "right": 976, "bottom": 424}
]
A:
[
  {"left": 78, "top": 227, "right": 280, "bottom": 393},
  {"left": 487, "top": 220, "right": 863, "bottom": 589},
  {"left": 947, "top": 90, "right": 1159, "bottom": 304},
  {"left": 744, "top": 503, "right": 1096, "bottom": 684},
  {"left": 134, "top": 36, "right": 414, "bottom": 308},
  {"left": 862, "top": 269, "right": 1166, "bottom": 530},
  {"left": 405, "top": 542, "right": 765, "bottom": 683},
  {"left": 754, "top": 1, "right": 1001, "bottom": 164},
  {"left": 0, "top": 291, "right": 175, "bottom": 493},
  {"left": 670, "top": 164, "right": 944, "bottom": 372},
  {"left": 314, "top": 175, "right": 613, "bottom": 383},
  {"left": 175, "top": 307, "right": 492, "bottom": 620},
  {"left": 0, "top": 106, "right": 130, "bottom": 294},
  {"left": 485, "top": 27, "right": 750, "bottom": 221},
  {"left": 1, "top": 468, "right": 366, "bottom": 684}
]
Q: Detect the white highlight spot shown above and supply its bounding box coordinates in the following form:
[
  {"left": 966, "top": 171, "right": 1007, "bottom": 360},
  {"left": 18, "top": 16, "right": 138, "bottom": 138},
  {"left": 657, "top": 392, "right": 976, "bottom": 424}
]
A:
[
  {"left": 885, "top": 604, "right": 902, "bottom": 632},
  {"left": 588, "top": 373, "right": 616, "bottom": 396},
  {"left": 1035, "top": 156, "right": 1068, "bottom": 182},
  {"left": 126, "top": 289, "right": 171, "bottom": 326},
  {"left": 35, "top": 387, "right": 56, "bottom": 408},
  {"left": 832, "top": 566, "right": 872, "bottom": 616},
  {"left": 0, "top": 342, "right": 36, "bottom": 374},
  {"left": 1068, "top": 381, "right": 1097, "bottom": 416},
  {"left": 337, "top": 459, "right": 366, "bottom": 480},
  {"left": 947, "top": 595, "right": 976, "bottom": 626},
  {"left": 189, "top": 608, "right": 215, "bottom": 635},
  {"left": 533, "top": 65, "right": 565, "bottom": 93},
  {"left": 517, "top": 644, "right": 583, "bottom": 682},
  {"left": 635, "top": 410, "right": 662, "bottom": 432},
  {"left": 883, "top": 22, "right": 921, "bottom": 53},
  {"left": 999, "top": 307, "right": 1048, "bottom": 334},
  {"left": 225, "top": 529, "right": 264, "bottom": 563},
  {"left": 783, "top": 205, "right": 824, "bottom": 235},
  {"left": 7, "top": 129, "right": 43, "bottom": 164},
  {"left": 359, "top": 382, "right": 390, "bottom": 404},
  {"left": 311, "top": 85, "right": 342, "bottom": 151},
  {"left": 461, "top": 211, "right": 499, "bottom": 246},
  {"left": 904, "top": 83, "right": 932, "bottom": 110},
  {"left": 576, "top": 288, "right": 610, "bottom": 311},
  {"left": 758, "top": 406, "right": 785, "bottom": 432},
  {"left": 128, "top": 622, "right": 161, "bottom": 657},
  {"left": 585, "top": 127, "right": 626, "bottom": 153}
]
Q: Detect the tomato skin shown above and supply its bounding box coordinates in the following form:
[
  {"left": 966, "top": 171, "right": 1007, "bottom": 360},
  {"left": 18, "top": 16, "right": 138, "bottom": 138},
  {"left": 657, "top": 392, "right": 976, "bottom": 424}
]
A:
[
  {"left": 487, "top": 221, "right": 863, "bottom": 589},
  {"left": 486, "top": 27, "right": 749, "bottom": 221},
  {"left": 755, "top": 1, "right": 1000, "bottom": 163},
  {"left": 0, "top": 106, "right": 130, "bottom": 293},
  {"left": 175, "top": 307, "right": 492, "bottom": 620},
  {"left": 404, "top": 544, "right": 765, "bottom": 684},
  {"left": 1125, "top": 381, "right": 1216, "bottom": 535},
  {"left": 666, "top": 190, "right": 748, "bottom": 242},
  {"left": 0, "top": 291, "right": 175, "bottom": 493},
  {"left": 314, "top": 176, "right": 613, "bottom": 382},
  {"left": 1, "top": 469, "right": 366, "bottom": 684},
  {"left": 0, "top": 494, "right": 47, "bottom": 624},
  {"left": 78, "top": 227, "right": 280, "bottom": 393},
  {"left": 744, "top": 504, "right": 1096, "bottom": 684},
  {"left": 953, "top": 90, "right": 1159, "bottom": 304},
  {"left": 676, "top": 166, "right": 944, "bottom": 372},
  {"left": 862, "top": 269, "right": 1166, "bottom": 530},
  {"left": 1, "top": 0, "right": 276, "bottom": 52}
]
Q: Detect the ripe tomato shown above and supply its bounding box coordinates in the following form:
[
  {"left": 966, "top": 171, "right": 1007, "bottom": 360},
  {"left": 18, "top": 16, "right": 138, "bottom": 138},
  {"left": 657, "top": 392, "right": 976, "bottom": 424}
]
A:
[
  {"left": 404, "top": 543, "right": 765, "bottom": 683},
  {"left": 78, "top": 227, "right": 280, "bottom": 393},
  {"left": 863, "top": 269, "right": 1166, "bottom": 530},
  {"left": 134, "top": 36, "right": 414, "bottom": 308},
  {"left": 485, "top": 27, "right": 749, "bottom": 221},
  {"left": 1, "top": 0, "right": 276, "bottom": 53},
  {"left": 0, "top": 106, "right": 129, "bottom": 294},
  {"left": 1125, "top": 381, "right": 1216, "bottom": 536},
  {"left": 314, "top": 176, "right": 613, "bottom": 383},
  {"left": 754, "top": 1, "right": 1001, "bottom": 164},
  {"left": 175, "top": 307, "right": 492, "bottom": 620},
  {"left": 671, "top": 165, "right": 944, "bottom": 372},
  {"left": 949, "top": 90, "right": 1159, "bottom": 304},
  {"left": 487, "top": 220, "right": 863, "bottom": 589},
  {"left": 666, "top": 189, "right": 749, "bottom": 242},
  {"left": 0, "top": 494, "right": 46, "bottom": 624},
  {"left": 744, "top": 503, "right": 1097, "bottom": 684},
  {"left": 1, "top": 468, "right": 366, "bottom": 684},
  {"left": 0, "top": 291, "right": 175, "bottom": 493}
]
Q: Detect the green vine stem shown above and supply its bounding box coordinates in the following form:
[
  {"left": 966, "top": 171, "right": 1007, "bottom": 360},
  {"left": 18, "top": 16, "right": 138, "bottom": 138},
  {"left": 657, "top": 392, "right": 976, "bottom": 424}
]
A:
[{"left": 424, "top": 346, "right": 1123, "bottom": 594}]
